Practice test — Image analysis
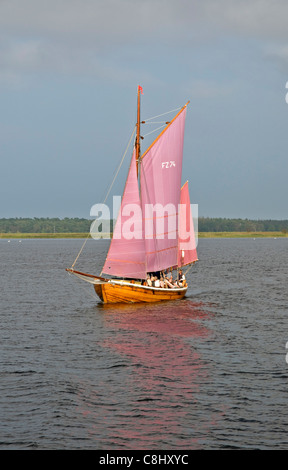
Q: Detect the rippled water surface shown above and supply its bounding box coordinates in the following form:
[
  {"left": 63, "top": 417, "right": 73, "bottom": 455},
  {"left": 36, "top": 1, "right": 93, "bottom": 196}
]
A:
[{"left": 1, "top": 238, "right": 287, "bottom": 449}]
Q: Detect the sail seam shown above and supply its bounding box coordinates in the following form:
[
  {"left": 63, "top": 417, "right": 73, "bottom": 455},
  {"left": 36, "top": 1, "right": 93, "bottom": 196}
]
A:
[
  {"left": 146, "top": 245, "right": 177, "bottom": 255},
  {"left": 106, "top": 259, "right": 146, "bottom": 264},
  {"left": 143, "top": 212, "right": 178, "bottom": 220},
  {"left": 145, "top": 230, "right": 177, "bottom": 238}
]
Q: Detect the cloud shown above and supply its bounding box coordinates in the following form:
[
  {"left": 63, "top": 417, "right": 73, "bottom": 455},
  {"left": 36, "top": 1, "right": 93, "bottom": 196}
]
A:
[
  {"left": 184, "top": 79, "right": 234, "bottom": 99},
  {"left": 1, "top": 0, "right": 288, "bottom": 43},
  {"left": 0, "top": 0, "right": 190, "bottom": 42},
  {"left": 0, "top": 0, "right": 194, "bottom": 82},
  {"left": 198, "top": 0, "right": 288, "bottom": 41},
  {"left": 1, "top": 0, "right": 288, "bottom": 83},
  {"left": 264, "top": 43, "right": 288, "bottom": 71}
]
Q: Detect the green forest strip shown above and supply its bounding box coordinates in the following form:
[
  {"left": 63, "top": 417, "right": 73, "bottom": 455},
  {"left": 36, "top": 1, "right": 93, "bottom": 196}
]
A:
[
  {"left": 1, "top": 231, "right": 288, "bottom": 239},
  {"left": 198, "top": 231, "right": 288, "bottom": 238},
  {"left": 1, "top": 217, "right": 288, "bottom": 237},
  {"left": 0, "top": 232, "right": 90, "bottom": 239}
]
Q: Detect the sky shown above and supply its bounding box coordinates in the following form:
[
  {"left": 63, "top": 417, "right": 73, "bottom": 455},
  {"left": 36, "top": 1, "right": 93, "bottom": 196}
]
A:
[{"left": 0, "top": 0, "right": 288, "bottom": 220}]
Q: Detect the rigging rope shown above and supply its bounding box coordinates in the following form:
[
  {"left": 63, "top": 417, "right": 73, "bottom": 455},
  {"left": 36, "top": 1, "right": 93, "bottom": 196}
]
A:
[
  {"left": 184, "top": 263, "right": 196, "bottom": 277},
  {"left": 70, "top": 126, "right": 136, "bottom": 270},
  {"left": 68, "top": 271, "right": 99, "bottom": 300},
  {"left": 143, "top": 106, "right": 182, "bottom": 122},
  {"left": 142, "top": 124, "right": 166, "bottom": 138},
  {"left": 102, "top": 126, "right": 136, "bottom": 204},
  {"left": 141, "top": 106, "right": 182, "bottom": 138}
]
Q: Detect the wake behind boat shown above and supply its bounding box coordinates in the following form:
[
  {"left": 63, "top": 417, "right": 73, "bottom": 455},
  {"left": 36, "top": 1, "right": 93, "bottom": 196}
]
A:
[{"left": 67, "top": 86, "right": 198, "bottom": 303}]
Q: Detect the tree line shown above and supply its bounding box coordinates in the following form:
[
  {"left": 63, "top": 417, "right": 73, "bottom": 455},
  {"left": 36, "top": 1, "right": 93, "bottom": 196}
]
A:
[
  {"left": 0, "top": 217, "right": 287, "bottom": 233},
  {"left": 198, "top": 217, "right": 288, "bottom": 232}
]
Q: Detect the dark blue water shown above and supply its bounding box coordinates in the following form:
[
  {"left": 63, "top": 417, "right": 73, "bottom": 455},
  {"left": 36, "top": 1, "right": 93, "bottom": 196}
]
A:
[{"left": 0, "top": 237, "right": 287, "bottom": 449}]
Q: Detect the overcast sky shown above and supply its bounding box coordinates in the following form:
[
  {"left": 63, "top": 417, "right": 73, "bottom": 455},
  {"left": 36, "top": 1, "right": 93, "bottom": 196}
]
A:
[{"left": 1, "top": 0, "right": 288, "bottom": 219}]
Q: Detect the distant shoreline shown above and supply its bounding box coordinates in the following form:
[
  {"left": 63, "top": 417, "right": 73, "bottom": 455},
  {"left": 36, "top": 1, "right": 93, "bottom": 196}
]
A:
[{"left": 1, "top": 231, "right": 287, "bottom": 239}]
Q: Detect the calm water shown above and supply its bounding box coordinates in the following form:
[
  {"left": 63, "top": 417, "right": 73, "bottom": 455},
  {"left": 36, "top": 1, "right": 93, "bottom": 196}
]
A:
[{"left": 0, "top": 237, "right": 287, "bottom": 450}]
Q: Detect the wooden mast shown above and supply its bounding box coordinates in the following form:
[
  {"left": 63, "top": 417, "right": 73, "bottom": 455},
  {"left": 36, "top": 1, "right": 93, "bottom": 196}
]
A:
[{"left": 135, "top": 85, "right": 141, "bottom": 176}]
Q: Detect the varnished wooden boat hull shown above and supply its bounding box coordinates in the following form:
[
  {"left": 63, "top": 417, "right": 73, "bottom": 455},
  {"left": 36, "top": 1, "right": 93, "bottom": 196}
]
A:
[{"left": 94, "top": 280, "right": 187, "bottom": 303}]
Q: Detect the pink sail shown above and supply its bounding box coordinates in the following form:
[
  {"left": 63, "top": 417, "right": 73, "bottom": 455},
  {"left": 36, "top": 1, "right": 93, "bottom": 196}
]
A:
[
  {"left": 102, "top": 150, "right": 146, "bottom": 279},
  {"left": 140, "top": 107, "right": 187, "bottom": 273},
  {"left": 178, "top": 181, "right": 198, "bottom": 267}
]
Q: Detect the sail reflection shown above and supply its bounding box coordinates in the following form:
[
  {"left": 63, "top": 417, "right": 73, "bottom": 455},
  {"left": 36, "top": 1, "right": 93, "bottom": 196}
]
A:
[{"left": 95, "top": 299, "right": 214, "bottom": 448}]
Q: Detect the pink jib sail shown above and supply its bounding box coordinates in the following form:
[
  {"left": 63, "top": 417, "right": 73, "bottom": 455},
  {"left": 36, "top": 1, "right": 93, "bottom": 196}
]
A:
[
  {"left": 102, "top": 150, "right": 146, "bottom": 279},
  {"left": 178, "top": 181, "right": 198, "bottom": 267},
  {"left": 140, "top": 106, "right": 187, "bottom": 273}
]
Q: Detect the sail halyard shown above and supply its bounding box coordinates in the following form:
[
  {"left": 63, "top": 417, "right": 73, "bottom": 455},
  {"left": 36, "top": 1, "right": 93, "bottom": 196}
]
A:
[{"left": 135, "top": 85, "right": 141, "bottom": 176}]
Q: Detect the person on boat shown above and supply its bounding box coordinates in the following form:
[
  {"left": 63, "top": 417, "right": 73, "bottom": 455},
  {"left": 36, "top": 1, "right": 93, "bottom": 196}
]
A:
[
  {"left": 154, "top": 276, "right": 160, "bottom": 288},
  {"left": 178, "top": 270, "right": 187, "bottom": 287},
  {"left": 146, "top": 274, "right": 152, "bottom": 287},
  {"left": 176, "top": 270, "right": 184, "bottom": 287},
  {"left": 178, "top": 270, "right": 185, "bottom": 282},
  {"left": 164, "top": 275, "right": 174, "bottom": 288},
  {"left": 160, "top": 276, "right": 165, "bottom": 288}
]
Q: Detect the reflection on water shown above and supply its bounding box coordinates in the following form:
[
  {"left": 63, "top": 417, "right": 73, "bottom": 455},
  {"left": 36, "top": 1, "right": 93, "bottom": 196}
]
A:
[{"left": 75, "top": 300, "right": 217, "bottom": 449}]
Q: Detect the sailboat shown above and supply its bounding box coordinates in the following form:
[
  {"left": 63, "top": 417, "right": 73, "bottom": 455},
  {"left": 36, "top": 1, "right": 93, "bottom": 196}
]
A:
[{"left": 66, "top": 86, "right": 198, "bottom": 303}]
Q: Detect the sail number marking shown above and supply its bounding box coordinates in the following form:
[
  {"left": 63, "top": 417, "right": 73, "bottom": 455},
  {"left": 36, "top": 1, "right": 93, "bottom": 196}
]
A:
[{"left": 162, "top": 161, "right": 176, "bottom": 169}]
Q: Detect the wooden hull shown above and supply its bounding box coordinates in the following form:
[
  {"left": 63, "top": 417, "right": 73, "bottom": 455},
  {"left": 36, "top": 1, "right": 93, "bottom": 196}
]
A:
[{"left": 94, "top": 280, "right": 187, "bottom": 304}]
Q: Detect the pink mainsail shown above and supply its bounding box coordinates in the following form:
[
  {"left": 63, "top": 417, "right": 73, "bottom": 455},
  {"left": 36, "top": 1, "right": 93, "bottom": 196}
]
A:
[
  {"left": 140, "top": 106, "right": 187, "bottom": 273},
  {"left": 102, "top": 150, "right": 146, "bottom": 278},
  {"left": 178, "top": 181, "right": 198, "bottom": 267}
]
